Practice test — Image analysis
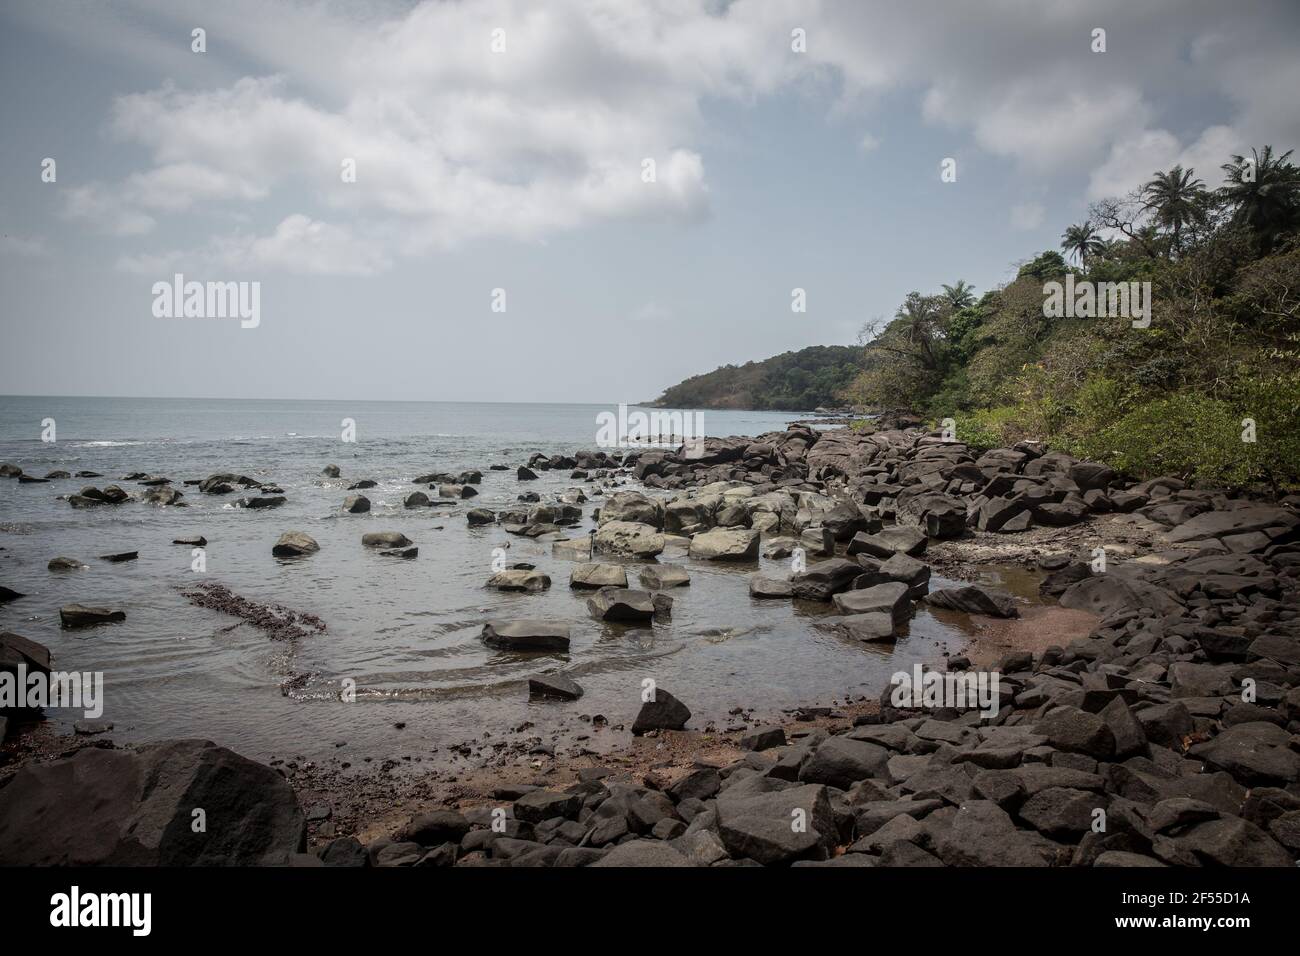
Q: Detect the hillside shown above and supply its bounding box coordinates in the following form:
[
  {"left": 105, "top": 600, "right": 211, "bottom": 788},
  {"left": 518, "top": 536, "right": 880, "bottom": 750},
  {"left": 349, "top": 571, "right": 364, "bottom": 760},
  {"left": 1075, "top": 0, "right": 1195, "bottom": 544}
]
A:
[{"left": 649, "top": 345, "right": 863, "bottom": 411}]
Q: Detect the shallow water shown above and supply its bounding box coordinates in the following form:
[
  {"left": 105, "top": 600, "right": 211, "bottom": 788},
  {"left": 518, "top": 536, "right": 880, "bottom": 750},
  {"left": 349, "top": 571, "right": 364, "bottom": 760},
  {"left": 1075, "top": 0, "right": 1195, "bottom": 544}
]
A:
[{"left": 0, "top": 396, "right": 1037, "bottom": 764}]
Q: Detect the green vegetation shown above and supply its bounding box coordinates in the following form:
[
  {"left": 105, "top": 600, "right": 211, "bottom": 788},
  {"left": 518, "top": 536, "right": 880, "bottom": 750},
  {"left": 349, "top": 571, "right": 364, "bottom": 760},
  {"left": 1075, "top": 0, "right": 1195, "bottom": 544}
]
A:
[
  {"left": 650, "top": 345, "right": 863, "bottom": 411},
  {"left": 842, "top": 145, "right": 1300, "bottom": 489}
]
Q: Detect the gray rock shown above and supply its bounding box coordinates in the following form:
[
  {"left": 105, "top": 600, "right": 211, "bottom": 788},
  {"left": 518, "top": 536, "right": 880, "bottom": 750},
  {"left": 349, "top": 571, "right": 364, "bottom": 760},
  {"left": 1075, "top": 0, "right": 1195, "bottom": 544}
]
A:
[
  {"left": 749, "top": 574, "right": 793, "bottom": 598},
  {"left": 529, "top": 673, "right": 584, "bottom": 701},
  {"left": 0, "top": 739, "right": 304, "bottom": 864},
  {"left": 587, "top": 588, "right": 657, "bottom": 622},
  {"left": 362, "top": 531, "right": 413, "bottom": 549},
  {"left": 273, "top": 531, "right": 319, "bottom": 557},
  {"left": 638, "top": 564, "right": 690, "bottom": 588},
  {"left": 590, "top": 840, "right": 694, "bottom": 867},
  {"left": 632, "top": 689, "right": 691, "bottom": 735},
  {"left": 59, "top": 604, "right": 126, "bottom": 628},
  {"left": 925, "top": 585, "right": 1019, "bottom": 618},
  {"left": 715, "top": 784, "right": 836, "bottom": 864},
  {"left": 481, "top": 620, "right": 571, "bottom": 652},
  {"left": 569, "top": 563, "right": 628, "bottom": 589},
  {"left": 688, "top": 528, "right": 760, "bottom": 561}
]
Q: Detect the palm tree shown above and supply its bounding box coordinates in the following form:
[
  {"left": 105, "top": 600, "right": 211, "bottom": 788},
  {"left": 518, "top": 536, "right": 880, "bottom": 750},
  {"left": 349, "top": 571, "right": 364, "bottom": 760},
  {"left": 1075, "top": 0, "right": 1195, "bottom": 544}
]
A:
[
  {"left": 1060, "top": 222, "right": 1105, "bottom": 268},
  {"left": 894, "top": 292, "right": 946, "bottom": 372},
  {"left": 940, "top": 280, "right": 976, "bottom": 310},
  {"left": 1220, "top": 146, "right": 1300, "bottom": 251},
  {"left": 1141, "top": 165, "right": 1207, "bottom": 255}
]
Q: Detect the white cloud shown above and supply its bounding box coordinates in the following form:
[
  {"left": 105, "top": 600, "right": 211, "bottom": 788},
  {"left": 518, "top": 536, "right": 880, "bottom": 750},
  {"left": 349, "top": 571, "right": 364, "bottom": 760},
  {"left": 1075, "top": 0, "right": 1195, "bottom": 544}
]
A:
[{"left": 41, "top": 0, "right": 1300, "bottom": 273}]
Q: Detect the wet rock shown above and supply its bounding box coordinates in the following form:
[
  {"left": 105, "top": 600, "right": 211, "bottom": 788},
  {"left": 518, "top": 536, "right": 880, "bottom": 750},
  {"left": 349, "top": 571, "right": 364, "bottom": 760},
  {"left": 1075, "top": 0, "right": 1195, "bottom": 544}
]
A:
[
  {"left": 487, "top": 569, "right": 552, "bottom": 592},
  {"left": 833, "top": 582, "right": 911, "bottom": 621},
  {"left": 593, "top": 521, "right": 664, "bottom": 558},
  {"left": 925, "top": 585, "right": 1019, "bottom": 618},
  {"left": 569, "top": 563, "right": 627, "bottom": 589},
  {"left": 172, "top": 536, "right": 207, "bottom": 546},
  {"left": 638, "top": 564, "right": 690, "bottom": 588},
  {"left": 59, "top": 604, "right": 126, "bottom": 628},
  {"left": 235, "top": 496, "right": 286, "bottom": 509},
  {"left": 481, "top": 620, "right": 571, "bottom": 652},
  {"left": 404, "top": 491, "right": 430, "bottom": 508},
  {"left": 849, "top": 526, "right": 927, "bottom": 559},
  {"left": 338, "top": 494, "right": 369, "bottom": 515},
  {"left": 749, "top": 574, "right": 793, "bottom": 598},
  {"left": 321, "top": 465, "right": 340, "bottom": 477},
  {"left": 98, "top": 551, "right": 138, "bottom": 563},
  {"left": 791, "top": 558, "right": 860, "bottom": 601},
  {"left": 47, "top": 557, "right": 87, "bottom": 571},
  {"left": 466, "top": 508, "right": 496, "bottom": 525},
  {"left": 73, "top": 719, "right": 114, "bottom": 735},
  {"left": 632, "top": 689, "right": 691, "bottom": 735},
  {"left": 362, "top": 531, "right": 413, "bottom": 549},
  {"left": 517, "top": 466, "right": 538, "bottom": 481},
  {"left": 380, "top": 546, "right": 418, "bottom": 559},
  {"left": 273, "top": 531, "right": 319, "bottom": 557},
  {"left": 587, "top": 587, "right": 657, "bottom": 622},
  {"left": 825, "top": 612, "right": 897, "bottom": 643},
  {"left": 528, "top": 673, "right": 584, "bottom": 701}
]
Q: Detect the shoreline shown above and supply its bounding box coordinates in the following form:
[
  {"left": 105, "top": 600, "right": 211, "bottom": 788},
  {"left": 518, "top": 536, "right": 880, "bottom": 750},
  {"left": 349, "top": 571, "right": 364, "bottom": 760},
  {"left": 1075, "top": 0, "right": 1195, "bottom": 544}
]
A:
[{"left": 2, "top": 424, "right": 1298, "bottom": 867}]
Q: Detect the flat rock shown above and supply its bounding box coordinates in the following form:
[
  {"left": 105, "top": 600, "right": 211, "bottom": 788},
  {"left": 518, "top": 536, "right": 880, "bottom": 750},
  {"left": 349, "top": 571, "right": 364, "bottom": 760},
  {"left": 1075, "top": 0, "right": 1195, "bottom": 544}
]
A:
[
  {"left": 528, "top": 673, "right": 584, "bottom": 701},
  {"left": 481, "top": 620, "right": 571, "bottom": 652},
  {"left": 688, "top": 528, "right": 760, "bottom": 561},
  {"left": 59, "top": 604, "right": 126, "bottom": 628},
  {"left": 638, "top": 564, "right": 690, "bottom": 588},
  {"left": 569, "top": 563, "right": 627, "bottom": 589}
]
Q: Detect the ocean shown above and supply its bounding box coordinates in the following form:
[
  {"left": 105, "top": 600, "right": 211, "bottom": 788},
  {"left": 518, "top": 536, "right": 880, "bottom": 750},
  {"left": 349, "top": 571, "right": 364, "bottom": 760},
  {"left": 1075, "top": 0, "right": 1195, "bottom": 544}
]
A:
[{"left": 0, "top": 396, "right": 1006, "bottom": 766}]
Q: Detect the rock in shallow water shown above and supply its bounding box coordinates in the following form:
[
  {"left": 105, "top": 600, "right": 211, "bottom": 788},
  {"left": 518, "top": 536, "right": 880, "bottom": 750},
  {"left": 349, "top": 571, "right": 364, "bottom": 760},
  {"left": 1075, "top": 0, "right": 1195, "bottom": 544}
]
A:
[
  {"left": 528, "top": 673, "right": 584, "bottom": 701},
  {"left": 59, "top": 604, "right": 126, "bottom": 628},
  {"left": 481, "top": 620, "right": 571, "bottom": 652},
  {"left": 272, "top": 531, "right": 319, "bottom": 557}
]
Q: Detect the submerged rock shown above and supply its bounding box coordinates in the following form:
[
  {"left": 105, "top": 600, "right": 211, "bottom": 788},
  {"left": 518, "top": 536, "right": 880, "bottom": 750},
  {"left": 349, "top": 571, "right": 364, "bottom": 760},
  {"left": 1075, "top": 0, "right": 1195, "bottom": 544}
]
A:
[{"left": 59, "top": 604, "right": 126, "bottom": 628}]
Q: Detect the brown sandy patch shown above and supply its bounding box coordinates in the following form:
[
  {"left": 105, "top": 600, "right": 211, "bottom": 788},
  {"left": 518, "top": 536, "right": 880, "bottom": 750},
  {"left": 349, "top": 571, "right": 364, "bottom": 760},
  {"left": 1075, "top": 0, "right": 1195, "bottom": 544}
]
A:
[{"left": 950, "top": 603, "right": 1100, "bottom": 670}]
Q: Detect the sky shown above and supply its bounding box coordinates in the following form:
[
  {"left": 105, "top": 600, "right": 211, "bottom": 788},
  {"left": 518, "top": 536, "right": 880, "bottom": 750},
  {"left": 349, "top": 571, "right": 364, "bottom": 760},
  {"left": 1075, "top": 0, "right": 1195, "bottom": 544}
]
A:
[{"left": 1, "top": 0, "right": 1298, "bottom": 404}]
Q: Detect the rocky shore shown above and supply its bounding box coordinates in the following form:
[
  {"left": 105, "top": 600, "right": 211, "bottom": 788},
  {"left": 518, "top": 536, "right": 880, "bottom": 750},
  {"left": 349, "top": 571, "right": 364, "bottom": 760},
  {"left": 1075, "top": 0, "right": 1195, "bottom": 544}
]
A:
[{"left": 2, "top": 421, "right": 1299, "bottom": 867}]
